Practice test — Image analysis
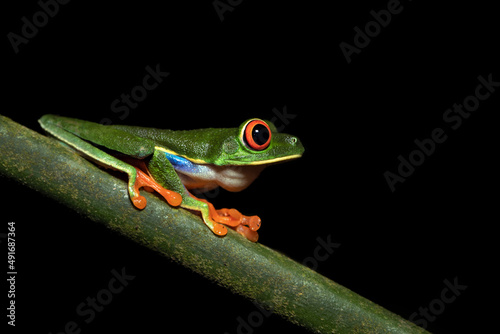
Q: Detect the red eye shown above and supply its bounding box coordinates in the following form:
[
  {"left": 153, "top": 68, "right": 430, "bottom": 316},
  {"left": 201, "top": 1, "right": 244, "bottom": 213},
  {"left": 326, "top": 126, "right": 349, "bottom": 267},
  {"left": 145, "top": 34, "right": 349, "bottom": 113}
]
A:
[{"left": 243, "top": 119, "right": 272, "bottom": 151}]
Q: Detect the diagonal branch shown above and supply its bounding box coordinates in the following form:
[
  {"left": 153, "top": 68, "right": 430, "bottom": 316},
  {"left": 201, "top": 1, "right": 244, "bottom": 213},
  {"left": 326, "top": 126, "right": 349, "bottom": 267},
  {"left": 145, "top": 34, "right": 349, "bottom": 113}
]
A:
[{"left": 0, "top": 115, "right": 429, "bottom": 334}]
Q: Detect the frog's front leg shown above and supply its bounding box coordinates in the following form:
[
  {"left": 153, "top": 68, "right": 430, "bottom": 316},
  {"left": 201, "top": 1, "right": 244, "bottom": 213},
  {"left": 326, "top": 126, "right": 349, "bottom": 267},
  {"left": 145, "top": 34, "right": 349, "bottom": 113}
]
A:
[
  {"left": 178, "top": 194, "right": 260, "bottom": 242},
  {"left": 192, "top": 197, "right": 261, "bottom": 242}
]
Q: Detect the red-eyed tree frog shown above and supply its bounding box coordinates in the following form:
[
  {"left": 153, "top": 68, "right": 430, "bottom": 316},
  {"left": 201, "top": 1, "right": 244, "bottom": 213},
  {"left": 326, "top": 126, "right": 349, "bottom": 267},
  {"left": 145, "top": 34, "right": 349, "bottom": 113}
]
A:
[{"left": 39, "top": 115, "right": 304, "bottom": 242}]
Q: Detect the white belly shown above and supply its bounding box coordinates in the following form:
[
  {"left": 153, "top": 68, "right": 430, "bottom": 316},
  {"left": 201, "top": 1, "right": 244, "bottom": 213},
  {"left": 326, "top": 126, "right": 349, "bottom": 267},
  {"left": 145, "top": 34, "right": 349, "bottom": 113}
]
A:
[{"left": 177, "top": 164, "right": 266, "bottom": 192}]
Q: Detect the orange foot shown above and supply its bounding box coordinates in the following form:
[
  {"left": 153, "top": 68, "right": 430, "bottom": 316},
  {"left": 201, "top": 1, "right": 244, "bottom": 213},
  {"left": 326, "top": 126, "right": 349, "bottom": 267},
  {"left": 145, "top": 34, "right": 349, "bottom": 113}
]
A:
[
  {"left": 197, "top": 198, "right": 261, "bottom": 242},
  {"left": 130, "top": 168, "right": 182, "bottom": 209}
]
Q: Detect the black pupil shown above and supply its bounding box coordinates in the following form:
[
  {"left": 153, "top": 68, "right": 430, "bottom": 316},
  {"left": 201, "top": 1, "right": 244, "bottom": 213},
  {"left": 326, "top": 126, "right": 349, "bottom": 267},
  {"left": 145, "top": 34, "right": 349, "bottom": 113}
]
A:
[{"left": 252, "top": 124, "right": 270, "bottom": 146}]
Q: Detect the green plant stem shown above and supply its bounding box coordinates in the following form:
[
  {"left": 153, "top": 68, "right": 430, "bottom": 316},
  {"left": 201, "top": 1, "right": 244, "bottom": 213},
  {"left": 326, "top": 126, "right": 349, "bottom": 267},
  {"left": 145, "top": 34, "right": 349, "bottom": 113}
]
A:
[{"left": 0, "top": 115, "right": 429, "bottom": 334}]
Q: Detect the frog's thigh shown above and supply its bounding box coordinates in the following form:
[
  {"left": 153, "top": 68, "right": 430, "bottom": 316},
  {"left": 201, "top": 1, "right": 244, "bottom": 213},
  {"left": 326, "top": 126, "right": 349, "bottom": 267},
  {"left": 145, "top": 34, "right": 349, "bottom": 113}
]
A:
[
  {"left": 40, "top": 115, "right": 155, "bottom": 158},
  {"left": 40, "top": 118, "right": 142, "bottom": 197},
  {"left": 147, "top": 150, "right": 213, "bottom": 210},
  {"left": 147, "top": 150, "right": 188, "bottom": 195}
]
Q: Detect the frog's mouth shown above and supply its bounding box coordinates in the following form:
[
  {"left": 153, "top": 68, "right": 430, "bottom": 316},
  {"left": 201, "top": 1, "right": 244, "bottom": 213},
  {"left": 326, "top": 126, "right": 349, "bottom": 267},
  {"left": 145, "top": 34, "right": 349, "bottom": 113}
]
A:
[{"left": 225, "top": 154, "right": 303, "bottom": 166}]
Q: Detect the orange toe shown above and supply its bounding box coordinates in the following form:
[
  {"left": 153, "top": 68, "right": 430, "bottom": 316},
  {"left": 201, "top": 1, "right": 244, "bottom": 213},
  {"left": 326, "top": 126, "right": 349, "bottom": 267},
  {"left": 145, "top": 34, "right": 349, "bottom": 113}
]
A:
[
  {"left": 235, "top": 225, "right": 259, "bottom": 242},
  {"left": 189, "top": 195, "right": 261, "bottom": 242},
  {"left": 131, "top": 168, "right": 182, "bottom": 209}
]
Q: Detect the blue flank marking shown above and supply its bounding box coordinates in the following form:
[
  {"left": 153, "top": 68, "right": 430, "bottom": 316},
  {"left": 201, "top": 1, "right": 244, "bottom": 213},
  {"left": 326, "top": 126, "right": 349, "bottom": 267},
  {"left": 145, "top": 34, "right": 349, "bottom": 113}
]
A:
[{"left": 164, "top": 152, "right": 199, "bottom": 174}]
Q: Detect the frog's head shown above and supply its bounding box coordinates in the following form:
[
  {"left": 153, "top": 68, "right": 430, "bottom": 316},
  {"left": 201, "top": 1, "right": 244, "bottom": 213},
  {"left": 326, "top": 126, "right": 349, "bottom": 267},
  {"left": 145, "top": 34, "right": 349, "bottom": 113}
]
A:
[{"left": 218, "top": 118, "right": 304, "bottom": 166}]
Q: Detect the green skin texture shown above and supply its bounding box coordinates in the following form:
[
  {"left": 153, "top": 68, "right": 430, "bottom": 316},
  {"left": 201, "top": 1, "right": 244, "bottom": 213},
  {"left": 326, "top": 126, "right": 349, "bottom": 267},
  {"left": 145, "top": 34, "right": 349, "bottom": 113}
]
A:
[{"left": 38, "top": 115, "right": 304, "bottom": 235}]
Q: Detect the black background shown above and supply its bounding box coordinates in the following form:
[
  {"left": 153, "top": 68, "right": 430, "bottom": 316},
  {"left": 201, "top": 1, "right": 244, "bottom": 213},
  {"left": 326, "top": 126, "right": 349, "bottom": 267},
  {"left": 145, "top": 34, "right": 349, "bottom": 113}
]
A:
[{"left": 2, "top": 1, "right": 498, "bottom": 333}]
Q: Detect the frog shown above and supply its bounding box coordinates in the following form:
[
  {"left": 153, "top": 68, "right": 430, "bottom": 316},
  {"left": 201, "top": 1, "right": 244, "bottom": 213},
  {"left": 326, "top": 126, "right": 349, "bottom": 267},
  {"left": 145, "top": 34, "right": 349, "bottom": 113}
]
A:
[{"left": 39, "top": 115, "right": 304, "bottom": 242}]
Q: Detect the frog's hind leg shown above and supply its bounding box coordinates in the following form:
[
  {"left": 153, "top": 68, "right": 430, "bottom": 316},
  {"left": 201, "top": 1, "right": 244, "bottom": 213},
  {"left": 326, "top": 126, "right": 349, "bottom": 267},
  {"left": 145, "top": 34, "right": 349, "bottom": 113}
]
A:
[
  {"left": 39, "top": 115, "right": 155, "bottom": 158},
  {"left": 38, "top": 115, "right": 166, "bottom": 209},
  {"left": 129, "top": 168, "right": 182, "bottom": 209}
]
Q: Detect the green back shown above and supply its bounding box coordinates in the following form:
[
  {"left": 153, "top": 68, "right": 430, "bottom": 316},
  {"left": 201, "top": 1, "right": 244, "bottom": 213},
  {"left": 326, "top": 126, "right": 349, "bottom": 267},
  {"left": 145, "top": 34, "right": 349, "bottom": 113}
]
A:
[{"left": 111, "top": 125, "right": 237, "bottom": 163}]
